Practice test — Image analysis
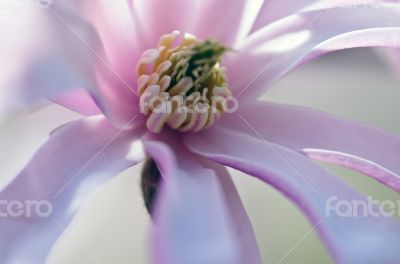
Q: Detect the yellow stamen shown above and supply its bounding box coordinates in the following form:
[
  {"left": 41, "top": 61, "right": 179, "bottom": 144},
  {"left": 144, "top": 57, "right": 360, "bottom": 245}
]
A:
[{"left": 136, "top": 31, "right": 232, "bottom": 133}]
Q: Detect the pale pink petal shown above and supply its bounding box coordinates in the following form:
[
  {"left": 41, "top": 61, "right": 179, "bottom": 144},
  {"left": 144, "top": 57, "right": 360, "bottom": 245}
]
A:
[
  {"left": 202, "top": 159, "right": 262, "bottom": 264},
  {"left": 250, "top": 0, "right": 390, "bottom": 33},
  {"left": 221, "top": 102, "right": 400, "bottom": 192},
  {"left": 144, "top": 135, "right": 261, "bottom": 264},
  {"left": 0, "top": 116, "right": 146, "bottom": 263},
  {"left": 133, "top": 0, "right": 199, "bottom": 46},
  {"left": 134, "top": 0, "right": 252, "bottom": 47},
  {"left": 72, "top": 0, "right": 143, "bottom": 85},
  {"left": 54, "top": 1, "right": 143, "bottom": 127},
  {"left": 227, "top": 5, "right": 400, "bottom": 100},
  {"left": 51, "top": 89, "right": 101, "bottom": 116},
  {"left": 189, "top": 0, "right": 250, "bottom": 46},
  {"left": 185, "top": 125, "right": 400, "bottom": 263},
  {"left": 0, "top": 8, "right": 101, "bottom": 119},
  {"left": 53, "top": 1, "right": 142, "bottom": 128},
  {"left": 251, "top": 0, "right": 318, "bottom": 32},
  {"left": 0, "top": 4, "right": 141, "bottom": 127},
  {"left": 93, "top": 61, "right": 141, "bottom": 128}
]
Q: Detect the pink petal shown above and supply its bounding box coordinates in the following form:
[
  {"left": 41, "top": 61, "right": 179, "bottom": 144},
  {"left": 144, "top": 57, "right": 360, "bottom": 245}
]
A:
[
  {"left": 0, "top": 4, "right": 140, "bottom": 127},
  {"left": 189, "top": 0, "right": 250, "bottom": 46},
  {"left": 0, "top": 116, "right": 146, "bottom": 263},
  {"left": 202, "top": 159, "right": 262, "bottom": 264},
  {"left": 73, "top": 0, "right": 143, "bottom": 86},
  {"left": 51, "top": 89, "right": 101, "bottom": 116},
  {"left": 222, "top": 102, "right": 400, "bottom": 192},
  {"left": 185, "top": 125, "right": 400, "bottom": 263},
  {"left": 54, "top": 1, "right": 142, "bottom": 128},
  {"left": 144, "top": 135, "right": 261, "bottom": 264},
  {"left": 93, "top": 61, "right": 141, "bottom": 128},
  {"left": 134, "top": 0, "right": 251, "bottom": 47},
  {"left": 250, "top": 0, "right": 387, "bottom": 33},
  {"left": 251, "top": 0, "right": 318, "bottom": 32},
  {"left": 227, "top": 5, "right": 400, "bottom": 100},
  {"left": 133, "top": 0, "right": 197, "bottom": 47},
  {"left": 0, "top": 8, "right": 101, "bottom": 119}
]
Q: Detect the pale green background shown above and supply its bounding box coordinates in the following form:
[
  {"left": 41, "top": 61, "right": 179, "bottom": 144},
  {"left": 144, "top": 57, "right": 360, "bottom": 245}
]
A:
[{"left": 0, "top": 48, "right": 399, "bottom": 264}]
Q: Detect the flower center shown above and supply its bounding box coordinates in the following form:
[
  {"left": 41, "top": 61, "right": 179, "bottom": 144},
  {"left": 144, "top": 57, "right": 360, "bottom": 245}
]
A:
[{"left": 136, "top": 31, "right": 232, "bottom": 133}]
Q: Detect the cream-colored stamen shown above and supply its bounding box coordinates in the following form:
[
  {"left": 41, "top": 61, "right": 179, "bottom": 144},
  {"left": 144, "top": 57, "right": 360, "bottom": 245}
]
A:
[{"left": 136, "top": 31, "right": 232, "bottom": 133}]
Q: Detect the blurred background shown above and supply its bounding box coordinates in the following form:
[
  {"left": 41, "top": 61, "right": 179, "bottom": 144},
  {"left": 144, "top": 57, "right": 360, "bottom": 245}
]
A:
[{"left": 0, "top": 47, "right": 399, "bottom": 264}]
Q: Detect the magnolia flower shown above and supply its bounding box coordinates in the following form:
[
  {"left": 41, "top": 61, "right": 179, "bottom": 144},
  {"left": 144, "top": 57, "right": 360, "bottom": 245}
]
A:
[{"left": 1, "top": 0, "right": 400, "bottom": 263}]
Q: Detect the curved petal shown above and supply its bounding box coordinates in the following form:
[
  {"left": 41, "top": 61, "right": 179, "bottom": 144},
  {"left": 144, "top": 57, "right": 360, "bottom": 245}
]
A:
[
  {"left": 51, "top": 89, "right": 102, "bottom": 116},
  {"left": 71, "top": 0, "right": 142, "bottom": 86},
  {"left": 0, "top": 4, "right": 140, "bottom": 127},
  {"left": 133, "top": 0, "right": 253, "bottom": 47},
  {"left": 51, "top": 2, "right": 141, "bottom": 128},
  {"left": 0, "top": 8, "right": 101, "bottom": 119},
  {"left": 250, "top": 0, "right": 389, "bottom": 33},
  {"left": 189, "top": 0, "right": 250, "bottom": 46},
  {"left": 220, "top": 102, "right": 400, "bottom": 192},
  {"left": 0, "top": 116, "right": 146, "bottom": 263},
  {"left": 185, "top": 125, "right": 400, "bottom": 263},
  {"left": 93, "top": 60, "right": 141, "bottom": 128},
  {"left": 251, "top": 0, "right": 319, "bottom": 33},
  {"left": 201, "top": 159, "right": 262, "bottom": 264},
  {"left": 144, "top": 135, "right": 261, "bottom": 264},
  {"left": 133, "top": 0, "right": 200, "bottom": 47},
  {"left": 227, "top": 5, "right": 400, "bottom": 100}
]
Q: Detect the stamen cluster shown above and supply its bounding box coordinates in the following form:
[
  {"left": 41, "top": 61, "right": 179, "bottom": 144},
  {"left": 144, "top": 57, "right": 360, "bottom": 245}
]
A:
[{"left": 136, "top": 31, "right": 232, "bottom": 133}]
